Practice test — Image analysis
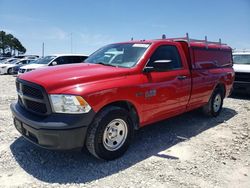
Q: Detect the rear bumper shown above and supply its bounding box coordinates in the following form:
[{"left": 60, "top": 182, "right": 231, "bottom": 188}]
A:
[{"left": 10, "top": 102, "right": 95, "bottom": 150}]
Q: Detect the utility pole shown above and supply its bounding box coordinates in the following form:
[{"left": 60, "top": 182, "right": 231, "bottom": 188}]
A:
[
  {"left": 70, "top": 33, "right": 72, "bottom": 53},
  {"left": 42, "top": 42, "right": 44, "bottom": 57}
]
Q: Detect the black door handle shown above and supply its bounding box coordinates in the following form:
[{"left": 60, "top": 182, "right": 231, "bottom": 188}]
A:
[{"left": 177, "top": 75, "right": 187, "bottom": 80}]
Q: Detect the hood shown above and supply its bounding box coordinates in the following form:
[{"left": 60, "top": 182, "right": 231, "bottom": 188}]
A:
[
  {"left": 19, "top": 63, "right": 131, "bottom": 93},
  {"left": 233, "top": 64, "right": 250, "bottom": 73},
  {"left": 21, "top": 63, "right": 47, "bottom": 69}
]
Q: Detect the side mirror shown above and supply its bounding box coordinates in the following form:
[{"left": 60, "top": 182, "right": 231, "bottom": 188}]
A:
[
  {"left": 144, "top": 59, "right": 173, "bottom": 72},
  {"left": 143, "top": 66, "right": 154, "bottom": 73},
  {"left": 51, "top": 61, "right": 57, "bottom": 66}
]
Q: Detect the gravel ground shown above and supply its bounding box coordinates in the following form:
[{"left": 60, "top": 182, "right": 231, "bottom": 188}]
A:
[{"left": 0, "top": 75, "right": 249, "bottom": 188}]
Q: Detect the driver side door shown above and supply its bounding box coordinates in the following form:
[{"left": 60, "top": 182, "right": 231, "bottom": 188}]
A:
[{"left": 141, "top": 45, "right": 191, "bottom": 124}]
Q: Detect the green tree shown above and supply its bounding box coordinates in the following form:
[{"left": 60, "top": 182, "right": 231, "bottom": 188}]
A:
[
  {"left": 6, "top": 33, "right": 14, "bottom": 55},
  {"left": 0, "top": 30, "right": 26, "bottom": 56},
  {"left": 0, "top": 31, "right": 7, "bottom": 54}
]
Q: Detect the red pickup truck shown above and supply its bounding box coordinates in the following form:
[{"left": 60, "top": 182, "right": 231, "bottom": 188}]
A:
[{"left": 11, "top": 35, "right": 234, "bottom": 160}]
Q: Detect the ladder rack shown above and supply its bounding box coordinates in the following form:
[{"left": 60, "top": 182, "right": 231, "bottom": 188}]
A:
[{"left": 163, "top": 33, "right": 227, "bottom": 48}]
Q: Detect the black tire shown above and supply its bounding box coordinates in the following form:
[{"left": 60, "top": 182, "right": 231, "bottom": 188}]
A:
[
  {"left": 7, "top": 68, "right": 12, "bottom": 75},
  {"left": 202, "top": 88, "right": 224, "bottom": 117},
  {"left": 86, "top": 106, "right": 134, "bottom": 160}
]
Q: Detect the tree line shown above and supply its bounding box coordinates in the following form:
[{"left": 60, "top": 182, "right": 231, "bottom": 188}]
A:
[{"left": 0, "top": 30, "right": 26, "bottom": 56}]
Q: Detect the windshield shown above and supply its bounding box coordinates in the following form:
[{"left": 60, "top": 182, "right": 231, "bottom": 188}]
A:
[
  {"left": 84, "top": 43, "right": 150, "bottom": 68},
  {"left": 33, "top": 56, "right": 56, "bottom": 64},
  {"left": 8, "top": 59, "right": 20, "bottom": 64},
  {"left": 233, "top": 55, "right": 250, "bottom": 65}
]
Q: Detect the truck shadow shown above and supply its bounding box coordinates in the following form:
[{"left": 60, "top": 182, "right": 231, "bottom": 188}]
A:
[{"left": 10, "top": 107, "right": 237, "bottom": 184}]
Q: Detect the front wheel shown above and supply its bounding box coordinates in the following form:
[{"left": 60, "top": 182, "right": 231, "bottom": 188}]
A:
[
  {"left": 86, "top": 106, "right": 134, "bottom": 160},
  {"left": 202, "top": 88, "right": 224, "bottom": 117}
]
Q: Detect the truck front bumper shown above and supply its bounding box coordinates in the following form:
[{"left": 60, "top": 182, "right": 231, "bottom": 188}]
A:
[{"left": 10, "top": 102, "right": 95, "bottom": 150}]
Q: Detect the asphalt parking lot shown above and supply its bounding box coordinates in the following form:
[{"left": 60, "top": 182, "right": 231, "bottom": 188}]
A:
[{"left": 0, "top": 75, "right": 249, "bottom": 188}]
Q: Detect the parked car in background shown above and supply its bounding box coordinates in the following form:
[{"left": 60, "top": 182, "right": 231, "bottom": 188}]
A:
[
  {"left": 233, "top": 50, "right": 250, "bottom": 94},
  {"left": 0, "top": 58, "right": 34, "bottom": 74},
  {"left": 18, "top": 54, "right": 88, "bottom": 74},
  {"left": 10, "top": 59, "right": 36, "bottom": 74}
]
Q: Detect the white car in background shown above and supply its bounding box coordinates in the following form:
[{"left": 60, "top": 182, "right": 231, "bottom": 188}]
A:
[
  {"left": 10, "top": 59, "right": 36, "bottom": 74},
  {"left": 233, "top": 51, "right": 250, "bottom": 94},
  {"left": 0, "top": 58, "right": 33, "bottom": 74},
  {"left": 18, "top": 54, "right": 88, "bottom": 74}
]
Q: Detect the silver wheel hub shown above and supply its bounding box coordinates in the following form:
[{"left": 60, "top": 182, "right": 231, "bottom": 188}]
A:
[
  {"left": 213, "top": 94, "right": 222, "bottom": 112},
  {"left": 103, "top": 119, "right": 128, "bottom": 151}
]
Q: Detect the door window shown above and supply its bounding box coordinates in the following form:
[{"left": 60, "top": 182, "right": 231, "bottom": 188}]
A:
[{"left": 147, "top": 45, "right": 182, "bottom": 71}]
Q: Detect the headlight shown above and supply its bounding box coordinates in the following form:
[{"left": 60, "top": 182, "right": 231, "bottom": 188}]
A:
[{"left": 50, "top": 95, "right": 91, "bottom": 114}]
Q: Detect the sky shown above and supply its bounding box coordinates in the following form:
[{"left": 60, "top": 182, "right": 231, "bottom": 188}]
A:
[{"left": 0, "top": 0, "right": 250, "bottom": 56}]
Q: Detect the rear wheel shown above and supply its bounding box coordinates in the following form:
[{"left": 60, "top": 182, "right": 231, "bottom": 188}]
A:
[
  {"left": 86, "top": 106, "right": 134, "bottom": 160},
  {"left": 203, "top": 88, "right": 224, "bottom": 117}
]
